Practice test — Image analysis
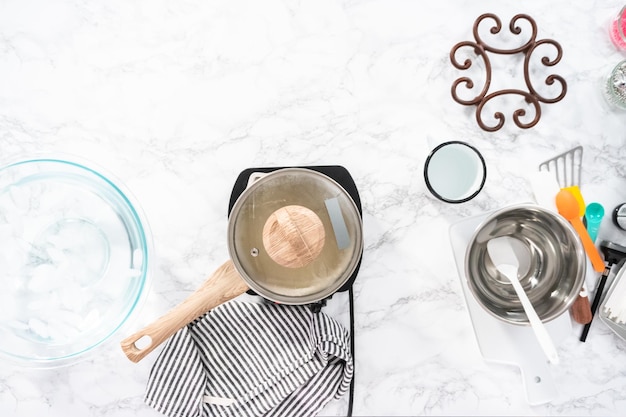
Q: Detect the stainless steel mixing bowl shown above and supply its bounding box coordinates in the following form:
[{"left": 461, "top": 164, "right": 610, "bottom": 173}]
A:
[{"left": 465, "top": 204, "right": 586, "bottom": 325}]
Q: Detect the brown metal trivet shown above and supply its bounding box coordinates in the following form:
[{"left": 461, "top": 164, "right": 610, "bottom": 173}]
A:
[{"left": 450, "top": 13, "right": 567, "bottom": 132}]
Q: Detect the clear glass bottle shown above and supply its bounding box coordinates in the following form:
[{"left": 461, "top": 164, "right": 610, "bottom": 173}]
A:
[{"left": 604, "top": 60, "right": 626, "bottom": 110}]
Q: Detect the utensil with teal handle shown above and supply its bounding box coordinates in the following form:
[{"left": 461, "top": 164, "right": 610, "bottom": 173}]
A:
[
  {"left": 585, "top": 203, "right": 605, "bottom": 243},
  {"left": 570, "top": 202, "right": 604, "bottom": 325}
]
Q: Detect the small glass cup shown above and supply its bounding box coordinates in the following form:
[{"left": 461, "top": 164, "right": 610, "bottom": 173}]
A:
[
  {"left": 603, "top": 60, "right": 626, "bottom": 110},
  {"left": 423, "top": 141, "right": 487, "bottom": 204},
  {"left": 610, "top": 6, "right": 626, "bottom": 50}
]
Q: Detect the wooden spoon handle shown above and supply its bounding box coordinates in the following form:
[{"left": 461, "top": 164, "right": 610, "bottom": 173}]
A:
[
  {"left": 120, "top": 260, "right": 249, "bottom": 363},
  {"left": 570, "top": 290, "right": 592, "bottom": 324}
]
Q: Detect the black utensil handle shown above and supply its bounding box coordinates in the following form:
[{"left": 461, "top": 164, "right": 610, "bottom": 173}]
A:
[{"left": 580, "top": 267, "right": 611, "bottom": 342}]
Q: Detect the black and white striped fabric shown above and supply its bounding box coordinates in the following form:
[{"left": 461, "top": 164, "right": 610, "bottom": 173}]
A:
[{"left": 145, "top": 299, "right": 353, "bottom": 417}]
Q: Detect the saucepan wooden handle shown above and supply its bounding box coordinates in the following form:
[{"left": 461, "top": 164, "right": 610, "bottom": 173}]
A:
[{"left": 120, "top": 260, "right": 249, "bottom": 363}]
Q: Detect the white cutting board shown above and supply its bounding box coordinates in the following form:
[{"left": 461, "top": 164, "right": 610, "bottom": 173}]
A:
[{"left": 449, "top": 212, "right": 572, "bottom": 405}]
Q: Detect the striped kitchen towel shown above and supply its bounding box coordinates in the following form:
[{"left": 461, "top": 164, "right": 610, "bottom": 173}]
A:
[{"left": 144, "top": 299, "right": 353, "bottom": 417}]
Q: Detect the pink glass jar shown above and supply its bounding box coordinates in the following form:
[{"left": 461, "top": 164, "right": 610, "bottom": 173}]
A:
[{"left": 610, "top": 6, "right": 626, "bottom": 49}]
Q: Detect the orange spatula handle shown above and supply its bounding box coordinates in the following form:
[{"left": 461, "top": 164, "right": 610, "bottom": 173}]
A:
[{"left": 568, "top": 216, "right": 605, "bottom": 272}]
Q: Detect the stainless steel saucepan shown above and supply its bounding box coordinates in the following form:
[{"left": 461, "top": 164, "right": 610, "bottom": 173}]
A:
[{"left": 121, "top": 168, "right": 363, "bottom": 362}]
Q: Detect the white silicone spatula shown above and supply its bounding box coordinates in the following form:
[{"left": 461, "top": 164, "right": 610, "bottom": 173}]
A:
[{"left": 487, "top": 236, "right": 560, "bottom": 364}]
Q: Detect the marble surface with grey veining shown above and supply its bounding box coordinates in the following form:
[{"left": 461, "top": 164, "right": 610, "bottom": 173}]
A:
[{"left": 2, "top": 0, "right": 626, "bottom": 415}]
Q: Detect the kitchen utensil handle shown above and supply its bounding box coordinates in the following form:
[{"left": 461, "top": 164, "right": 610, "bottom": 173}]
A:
[
  {"left": 571, "top": 203, "right": 602, "bottom": 325},
  {"left": 510, "top": 276, "right": 560, "bottom": 364},
  {"left": 570, "top": 291, "right": 592, "bottom": 324},
  {"left": 570, "top": 217, "right": 605, "bottom": 272},
  {"left": 580, "top": 267, "right": 611, "bottom": 342},
  {"left": 120, "top": 260, "right": 249, "bottom": 363}
]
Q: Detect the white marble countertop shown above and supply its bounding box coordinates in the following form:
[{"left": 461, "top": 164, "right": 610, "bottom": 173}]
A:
[{"left": 2, "top": 0, "right": 626, "bottom": 415}]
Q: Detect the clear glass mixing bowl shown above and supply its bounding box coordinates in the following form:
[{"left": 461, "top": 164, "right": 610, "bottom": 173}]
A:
[{"left": 0, "top": 158, "right": 151, "bottom": 367}]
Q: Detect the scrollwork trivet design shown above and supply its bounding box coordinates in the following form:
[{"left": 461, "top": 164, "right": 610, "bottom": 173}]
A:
[{"left": 450, "top": 13, "right": 567, "bottom": 132}]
